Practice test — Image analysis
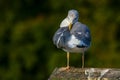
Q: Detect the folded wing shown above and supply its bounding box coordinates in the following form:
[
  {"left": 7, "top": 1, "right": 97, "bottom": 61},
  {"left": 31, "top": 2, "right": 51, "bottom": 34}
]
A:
[{"left": 70, "top": 22, "right": 91, "bottom": 47}]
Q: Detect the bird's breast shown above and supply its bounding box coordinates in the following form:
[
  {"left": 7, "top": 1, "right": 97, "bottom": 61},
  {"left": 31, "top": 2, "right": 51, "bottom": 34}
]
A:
[
  {"left": 67, "top": 35, "right": 80, "bottom": 48},
  {"left": 62, "top": 35, "right": 88, "bottom": 53}
]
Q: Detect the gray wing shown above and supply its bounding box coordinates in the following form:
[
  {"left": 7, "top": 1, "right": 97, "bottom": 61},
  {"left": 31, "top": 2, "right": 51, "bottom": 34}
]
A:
[
  {"left": 53, "top": 27, "right": 70, "bottom": 48},
  {"left": 70, "top": 22, "right": 91, "bottom": 47}
]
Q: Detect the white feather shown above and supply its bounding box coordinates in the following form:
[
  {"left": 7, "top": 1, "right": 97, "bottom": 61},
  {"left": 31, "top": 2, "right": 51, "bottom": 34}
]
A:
[
  {"left": 67, "top": 35, "right": 80, "bottom": 48},
  {"left": 60, "top": 18, "right": 70, "bottom": 27},
  {"left": 67, "top": 35, "right": 87, "bottom": 48}
]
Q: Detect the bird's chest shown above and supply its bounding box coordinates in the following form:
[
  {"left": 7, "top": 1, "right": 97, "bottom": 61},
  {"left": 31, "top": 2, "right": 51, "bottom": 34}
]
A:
[
  {"left": 63, "top": 35, "right": 87, "bottom": 53},
  {"left": 67, "top": 35, "right": 80, "bottom": 48}
]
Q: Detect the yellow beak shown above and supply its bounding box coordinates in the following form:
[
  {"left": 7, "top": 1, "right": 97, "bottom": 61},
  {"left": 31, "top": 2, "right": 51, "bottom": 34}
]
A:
[{"left": 69, "top": 23, "right": 72, "bottom": 30}]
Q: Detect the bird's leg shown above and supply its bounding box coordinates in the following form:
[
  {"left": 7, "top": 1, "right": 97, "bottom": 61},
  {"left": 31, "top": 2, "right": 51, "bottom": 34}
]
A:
[
  {"left": 58, "top": 52, "right": 70, "bottom": 71},
  {"left": 66, "top": 52, "right": 70, "bottom": 69},
  {"left": 82, "top": 49, "right": 85, "bottom": 68}
]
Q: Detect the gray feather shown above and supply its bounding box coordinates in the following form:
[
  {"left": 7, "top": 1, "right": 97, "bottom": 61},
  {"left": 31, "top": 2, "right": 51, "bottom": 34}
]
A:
[
  {"left": 53, "top": 27, "right": 70, "bottom": 48},
  {"left": 70, "top": 22, "right": 91, "bottom": 47}
]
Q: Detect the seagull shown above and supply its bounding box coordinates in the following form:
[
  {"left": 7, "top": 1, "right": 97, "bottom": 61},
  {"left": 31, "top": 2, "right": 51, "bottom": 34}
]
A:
[{"left": 53, "top": 9, "right": 91, "bottom": 69}]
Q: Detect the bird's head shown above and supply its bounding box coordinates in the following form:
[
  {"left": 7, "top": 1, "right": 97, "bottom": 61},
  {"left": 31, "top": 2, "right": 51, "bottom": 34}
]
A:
[
  {"left": 67, "top": 10, "right": 79, "bottom": 24},
  {"left": 67, "top": 10, "right": 79, "bottom": 30},
  {"left": 60, "top": 9, "right": 79, "bottom": 30}
]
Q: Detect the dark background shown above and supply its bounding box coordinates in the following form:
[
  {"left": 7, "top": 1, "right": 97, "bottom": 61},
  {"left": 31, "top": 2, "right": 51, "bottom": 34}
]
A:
[{"left": 0, "top": 0, "right": 120, "bottom": 80}]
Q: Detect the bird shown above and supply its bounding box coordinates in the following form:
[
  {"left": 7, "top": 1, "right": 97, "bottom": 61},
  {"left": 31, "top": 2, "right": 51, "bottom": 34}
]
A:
[{"left": 53, "top": 9, "right": 91, "bottom": 69}]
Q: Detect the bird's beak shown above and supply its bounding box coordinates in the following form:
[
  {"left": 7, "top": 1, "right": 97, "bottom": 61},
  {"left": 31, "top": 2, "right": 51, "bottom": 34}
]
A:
[{"left": 69, "top": 23, "right": 72, "bottom": 30}]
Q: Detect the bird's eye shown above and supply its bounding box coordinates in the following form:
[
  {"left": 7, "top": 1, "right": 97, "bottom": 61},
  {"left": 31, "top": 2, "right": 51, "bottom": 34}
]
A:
[{"left": 71, "top": 14, "right": 74, "bottom": 17}]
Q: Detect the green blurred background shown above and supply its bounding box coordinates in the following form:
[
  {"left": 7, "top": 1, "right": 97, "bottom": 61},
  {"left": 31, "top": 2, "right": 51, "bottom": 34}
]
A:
[{"left": 0, "top": 0, "right": 120, "bottom": 80}]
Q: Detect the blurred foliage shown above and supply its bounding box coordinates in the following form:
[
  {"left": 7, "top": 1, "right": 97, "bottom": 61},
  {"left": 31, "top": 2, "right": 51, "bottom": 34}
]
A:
[{"left": 0, "top": 0, "right": 120, "bottom": 80}]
